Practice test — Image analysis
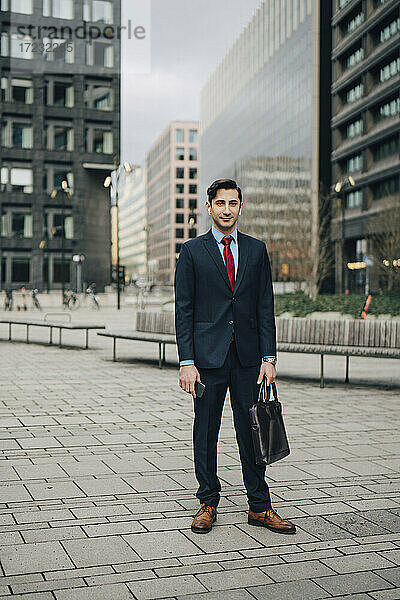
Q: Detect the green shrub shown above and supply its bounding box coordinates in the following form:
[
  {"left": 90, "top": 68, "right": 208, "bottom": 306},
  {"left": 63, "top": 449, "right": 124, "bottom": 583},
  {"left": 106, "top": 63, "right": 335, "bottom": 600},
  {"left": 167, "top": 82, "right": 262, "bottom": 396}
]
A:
[{"left": 274, "top": 292, "right": 400, "bottom": 318}]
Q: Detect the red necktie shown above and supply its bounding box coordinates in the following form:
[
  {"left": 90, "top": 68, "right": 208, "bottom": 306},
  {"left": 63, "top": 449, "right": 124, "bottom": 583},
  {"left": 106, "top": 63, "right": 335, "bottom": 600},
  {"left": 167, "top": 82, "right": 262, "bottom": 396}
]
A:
[{"left": 222, "top": 236, "right": 235, "bottom": 290}]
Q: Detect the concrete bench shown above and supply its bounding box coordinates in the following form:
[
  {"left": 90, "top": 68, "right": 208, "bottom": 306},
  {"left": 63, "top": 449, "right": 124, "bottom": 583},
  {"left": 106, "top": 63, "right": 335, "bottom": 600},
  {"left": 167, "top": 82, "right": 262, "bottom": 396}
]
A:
[
  {"left": 0, "top": 313, "right": 105, "bottom": 349},
  {"left": 98, "top": 312, "right": 175, "bottom": 368},
  {"left": 99, "top": 311, "right": 400, "bottom": 384}
]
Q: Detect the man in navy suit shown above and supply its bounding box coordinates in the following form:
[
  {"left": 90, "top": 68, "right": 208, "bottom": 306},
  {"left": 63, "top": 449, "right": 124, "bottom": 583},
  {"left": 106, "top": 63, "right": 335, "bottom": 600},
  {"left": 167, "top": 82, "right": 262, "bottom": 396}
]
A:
[{"left": 174, "top": 178, "right": 295, "bottom": 535}]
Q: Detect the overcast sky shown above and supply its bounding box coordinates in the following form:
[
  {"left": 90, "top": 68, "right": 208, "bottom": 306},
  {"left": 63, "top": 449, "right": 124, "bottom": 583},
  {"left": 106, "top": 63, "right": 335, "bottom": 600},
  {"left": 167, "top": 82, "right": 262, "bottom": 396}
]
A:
[{"left": 121, "top": 0, "right": 262, "bottom": 164}]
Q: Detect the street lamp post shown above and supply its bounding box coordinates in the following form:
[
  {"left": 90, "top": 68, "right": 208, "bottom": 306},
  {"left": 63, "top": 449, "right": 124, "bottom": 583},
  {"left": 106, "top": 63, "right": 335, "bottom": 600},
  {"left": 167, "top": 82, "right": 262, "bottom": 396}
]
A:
[
  {"left": 333, "top": 176, "right": 356, "bottom": 293},
  {"left": 104, "top": 161, "right": 136, "bottom": 310},
  {"left": 50, "top": 181, "right": 71, "bottom": 304}
]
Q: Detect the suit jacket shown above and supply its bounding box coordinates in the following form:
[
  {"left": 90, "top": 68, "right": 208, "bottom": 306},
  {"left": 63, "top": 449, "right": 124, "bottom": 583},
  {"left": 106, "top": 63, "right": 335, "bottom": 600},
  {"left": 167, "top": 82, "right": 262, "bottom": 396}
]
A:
[{"left": 174, "top": 228, "right": 276, "bottom": 369}]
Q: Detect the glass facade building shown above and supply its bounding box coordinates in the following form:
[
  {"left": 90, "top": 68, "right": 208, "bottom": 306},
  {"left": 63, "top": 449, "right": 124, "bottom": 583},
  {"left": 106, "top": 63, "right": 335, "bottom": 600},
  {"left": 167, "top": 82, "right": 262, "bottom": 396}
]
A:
[
  {"left": 331, "top": 0, "right": 400, "bottom": 294},
  {"left": 0, "top": 0, "right": 121, "bottom": 291},
  {"left": 200, "top": 0, "right": 333, "bottom": 291}
]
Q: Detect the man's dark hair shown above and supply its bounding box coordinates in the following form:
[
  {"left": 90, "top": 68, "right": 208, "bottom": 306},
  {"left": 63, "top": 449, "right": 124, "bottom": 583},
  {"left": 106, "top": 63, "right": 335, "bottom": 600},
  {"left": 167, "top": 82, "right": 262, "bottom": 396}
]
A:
[{"left": 207, "top": 178, "right": 242, "bottom": 204}]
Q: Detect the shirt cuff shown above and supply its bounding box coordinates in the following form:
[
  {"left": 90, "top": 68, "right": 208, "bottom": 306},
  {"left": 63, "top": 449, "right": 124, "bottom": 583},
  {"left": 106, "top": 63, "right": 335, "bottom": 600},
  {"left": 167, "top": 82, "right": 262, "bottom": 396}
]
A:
[{"left": 180, "top": 360, "right": 194, "bottom": 366}]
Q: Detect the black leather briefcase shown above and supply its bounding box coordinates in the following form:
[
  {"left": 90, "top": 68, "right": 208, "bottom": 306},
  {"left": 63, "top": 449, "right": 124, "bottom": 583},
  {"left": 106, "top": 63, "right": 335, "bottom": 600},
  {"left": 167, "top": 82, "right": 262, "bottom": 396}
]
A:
[{"left": 249, "top": 380, "right": 290, "bottom": 466}]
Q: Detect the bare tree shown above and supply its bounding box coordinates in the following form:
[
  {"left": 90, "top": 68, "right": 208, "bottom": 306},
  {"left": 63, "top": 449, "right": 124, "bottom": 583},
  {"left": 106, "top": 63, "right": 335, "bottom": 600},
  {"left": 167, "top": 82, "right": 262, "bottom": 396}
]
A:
[{"left": 368, "top": 194, "right": 400, "bottom": 293}]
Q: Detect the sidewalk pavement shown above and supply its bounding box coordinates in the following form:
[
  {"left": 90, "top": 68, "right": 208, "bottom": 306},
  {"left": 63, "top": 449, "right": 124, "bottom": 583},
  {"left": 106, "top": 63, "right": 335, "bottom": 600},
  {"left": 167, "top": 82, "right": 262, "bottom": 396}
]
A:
[{"left": 0, "top": 311, "right": 399, "bottom": 599}]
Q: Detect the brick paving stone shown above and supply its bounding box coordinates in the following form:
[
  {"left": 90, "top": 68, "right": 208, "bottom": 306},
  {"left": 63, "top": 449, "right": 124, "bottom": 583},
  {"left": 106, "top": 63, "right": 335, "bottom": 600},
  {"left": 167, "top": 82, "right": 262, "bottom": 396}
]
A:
[
  {"left": 0, "top": 318, "right": 399, "bottom": 600},
  {"left": 0, "top": 541, "right": 75, "bottom": 575},
  {"left": 314, "top": 571, "right": 394, "bottom": 595},
  {"left": 249, "top": 580, "right": 329, "bottom": 600},
  {"left": 123, "top": 530, "right": 203, "bottom": 560},
  {"left": 54, "top": 583, "right": 134, "bottom": 600},
  {"left": 61, "top": 536, "right": 140, "bottom": 567},
  {"left": 127, "top": 575, "right": 207, "bottom": 599},
  {"left": 197, "top": 567, "right": 274, "bottom": 591}
]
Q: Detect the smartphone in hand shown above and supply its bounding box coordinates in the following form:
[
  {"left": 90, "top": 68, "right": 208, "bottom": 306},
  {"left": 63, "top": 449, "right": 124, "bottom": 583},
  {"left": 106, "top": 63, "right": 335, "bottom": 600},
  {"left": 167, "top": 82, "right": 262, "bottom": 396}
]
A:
[{"left": 195, "top": 380, "right": 206, "bottom": 398}]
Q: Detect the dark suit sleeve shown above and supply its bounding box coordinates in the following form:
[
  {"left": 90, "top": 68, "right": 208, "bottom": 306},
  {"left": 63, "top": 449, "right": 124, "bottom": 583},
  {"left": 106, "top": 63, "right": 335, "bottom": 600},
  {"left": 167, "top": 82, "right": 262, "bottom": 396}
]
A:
[
  {"left": 257, "top": 244, "right": 277, "bottom": 357},
  {"left": 174, "top": 243, "right": 195, "bottom": 362}
]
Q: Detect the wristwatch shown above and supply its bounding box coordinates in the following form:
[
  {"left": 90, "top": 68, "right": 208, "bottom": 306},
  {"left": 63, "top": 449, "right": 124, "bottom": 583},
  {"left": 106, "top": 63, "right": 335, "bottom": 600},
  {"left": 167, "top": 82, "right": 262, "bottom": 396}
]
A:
[{"left": 262, "top": 356, "right": 277, "bottom": 366}]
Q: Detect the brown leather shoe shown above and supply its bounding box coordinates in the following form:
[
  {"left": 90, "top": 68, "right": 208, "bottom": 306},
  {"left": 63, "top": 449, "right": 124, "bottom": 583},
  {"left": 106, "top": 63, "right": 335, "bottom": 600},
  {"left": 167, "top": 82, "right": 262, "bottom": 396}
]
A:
[
  {"left": 191, "top": 504, "right": 217, "bottom": 534},
  {"left": 248, "top": 508, "right": 296, "bottom": 534}
]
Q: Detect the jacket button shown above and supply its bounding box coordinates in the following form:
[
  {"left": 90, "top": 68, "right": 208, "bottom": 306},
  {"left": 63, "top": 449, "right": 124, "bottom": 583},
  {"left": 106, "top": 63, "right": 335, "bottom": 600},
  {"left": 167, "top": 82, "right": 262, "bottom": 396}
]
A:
[{"left": 229, "top": 320, "right": 233, "bottom": 325}]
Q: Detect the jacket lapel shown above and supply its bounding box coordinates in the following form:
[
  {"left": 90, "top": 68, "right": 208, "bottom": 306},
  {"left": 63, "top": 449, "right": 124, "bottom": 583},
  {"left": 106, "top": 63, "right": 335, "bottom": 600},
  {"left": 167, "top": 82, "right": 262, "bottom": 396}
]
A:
[
  {"left": 203, "top": 229, "right": 249, "bottom": 294},
  {"left": 234, "top": 231, "right": 248, "bottom": 294},
  {"left": 203, "top": 230, "right": 231, "bottom": 290}
]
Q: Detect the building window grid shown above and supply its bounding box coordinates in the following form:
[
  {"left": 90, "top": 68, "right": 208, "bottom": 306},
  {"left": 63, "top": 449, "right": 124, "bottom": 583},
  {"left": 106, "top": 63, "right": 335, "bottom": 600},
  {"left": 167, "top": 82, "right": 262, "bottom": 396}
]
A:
[{"left": 380, "top": 17, "right": 400, "bottom": 44}]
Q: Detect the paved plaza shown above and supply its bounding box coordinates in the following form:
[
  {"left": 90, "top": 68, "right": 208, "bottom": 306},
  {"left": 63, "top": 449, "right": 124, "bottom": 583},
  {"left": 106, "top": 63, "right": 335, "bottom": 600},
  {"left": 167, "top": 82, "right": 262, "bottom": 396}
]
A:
[{"left": 0, "top": 309, "right": 399, "bottom": 599}]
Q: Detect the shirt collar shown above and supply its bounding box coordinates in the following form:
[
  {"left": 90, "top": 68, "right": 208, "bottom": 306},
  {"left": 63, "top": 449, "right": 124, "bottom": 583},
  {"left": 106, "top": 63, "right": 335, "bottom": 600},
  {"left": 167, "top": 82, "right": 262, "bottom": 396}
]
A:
[{"left": 212, "top": 224, "right": 238, "bottom": 245}]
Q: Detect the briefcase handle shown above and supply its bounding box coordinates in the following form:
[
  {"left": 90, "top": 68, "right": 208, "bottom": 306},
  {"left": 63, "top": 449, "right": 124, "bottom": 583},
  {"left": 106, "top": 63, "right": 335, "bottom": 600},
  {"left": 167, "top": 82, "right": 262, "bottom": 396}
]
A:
[{"left": 258, "top": 378, "right": 279, "bottom": 403}]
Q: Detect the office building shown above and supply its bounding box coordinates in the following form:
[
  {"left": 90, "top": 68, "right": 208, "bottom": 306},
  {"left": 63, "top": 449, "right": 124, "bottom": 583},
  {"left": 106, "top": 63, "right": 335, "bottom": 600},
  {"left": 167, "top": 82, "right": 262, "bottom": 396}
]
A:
[
  {"left": 0, "top": 0, "right": 121, "bottom": 291},
  {"left": 331, "top": 0, "right": 399, "bottom": 293},
  {"left": 118, "top": 165, "right": 147, "bottom": 281},
  {"left": 146, "top": 121, "right": 199, "bottom": 284},
  {"left": 200, "top": 0, "right": 333, "bottom": 292}
]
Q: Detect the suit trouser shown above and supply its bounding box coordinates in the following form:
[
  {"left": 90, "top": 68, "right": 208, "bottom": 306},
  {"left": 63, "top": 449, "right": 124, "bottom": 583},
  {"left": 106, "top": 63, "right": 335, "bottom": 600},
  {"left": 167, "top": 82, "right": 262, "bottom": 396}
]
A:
[{"left": 193, "top": 340, "right": 272, "bottom": 513}]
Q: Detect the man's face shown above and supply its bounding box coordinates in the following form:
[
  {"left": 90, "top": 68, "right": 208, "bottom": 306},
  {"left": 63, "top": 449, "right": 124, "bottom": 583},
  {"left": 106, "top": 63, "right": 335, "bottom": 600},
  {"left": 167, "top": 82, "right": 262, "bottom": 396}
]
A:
[{"left": 206, "top": 188, "right": 242, "bottom": 234}]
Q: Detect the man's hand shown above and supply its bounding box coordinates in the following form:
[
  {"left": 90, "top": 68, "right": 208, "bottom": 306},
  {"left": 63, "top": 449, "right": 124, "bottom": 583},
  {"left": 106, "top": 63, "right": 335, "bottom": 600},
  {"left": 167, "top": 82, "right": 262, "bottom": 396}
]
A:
[
  {"left": 179, "top": 365, "right": 201, "bottom": 397},
  {"left": 257, "top": 362, "right": 277, "bottom": 387}
]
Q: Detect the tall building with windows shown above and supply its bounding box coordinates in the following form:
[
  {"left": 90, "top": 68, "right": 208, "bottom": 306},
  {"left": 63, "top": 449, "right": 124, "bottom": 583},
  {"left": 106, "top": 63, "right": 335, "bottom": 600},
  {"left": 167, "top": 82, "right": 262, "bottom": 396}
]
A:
[
  {"left": 146, "top": 121, "right": 199, "bottom": 284},
  {"left": 0, "top": 0, "right": 121, "bottom": 291},
  {"left": 118, "top": 165, "right": 147, "bottom": 281},
  {"left": 200, "top": 0, "right": 333, "bottom": 292},
  {"left": 331, "top": 0, "right": 400, "bottom": 293}
]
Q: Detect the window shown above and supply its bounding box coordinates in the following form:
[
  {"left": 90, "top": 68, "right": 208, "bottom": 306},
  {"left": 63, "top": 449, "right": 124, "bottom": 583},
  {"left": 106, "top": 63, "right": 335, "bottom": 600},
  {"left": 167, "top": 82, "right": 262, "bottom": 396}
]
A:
[
  {"left": 175, "top": 213, "right": 184, "bottom": 224},
  {"left": 189, "top": 184, "right": 197, "bottom": 194},
  {"left": 11, "top": 257, "right": 30, "bottom": 283},
  {"left": 46, "top": 170, "right": 74, "bottom": 193},
  {"left": 43, "top": 0, "right": 73, "bottom": 19},
  {"left": 189, "top": 198, "right": 197, "bottom": 210},
  {"left": 176, "top": 198, "right": 184, "bottom": 209},
  {"left": 175, "top": 147, "right": 184, "bottom": 160},
  {"left": 189, "top": 214, "right": 197, "bottom": 224},
  {"left": 380, "top": 17, "right": 400, "bottom": 43},
  {"left": 1, "top": 167, "right": 33, "bottom": 193},
  {"left": 189, "top": 228, "right": 197, "bottom": 238},
  {"left": 175, "top": 129, "right": 184, "bottom": 143},
  {"left": 49, "top": 213, "right": 74, "bottom": 239},
  {"left": 175, "top": 228, "right": 184, "bottom": 238},
  {"left": 84, "top": 83, "right": 113, "bottom": 110},
  {"left": 0, "top": 212, "right": 32, "bottom": 237},
  {"left": 373, "top": 136, "right": 398, "bottom": 162},
  {"left": 176, "top": 167, "right": 184, "bottom": 179},
  {"left": 189, "top": 129, "right": 198, "bottom": 143},
  {"left": 175, "top": 183, "right": 184, "bottom": 194},
  {"left": 346, "top": 46, "right": 364, "bottom": 69},
  {"left": 379, "top": 58, "right": 400, "bottom": 83},
  {"left": 375, "top": 97, "right": 400, "bottom": 121},
  {"left": 13, "top": 122, "right": 32, "bottom": 148},
  {"left": 53, "top": 259, "right": 71, "bottom": 284},
  {"left": 347, "top": 12, "right": 364, "bottom": 34},
  {"left": 83, "top": 0, "right": 113, "bottom": 23},
  {"left": 346, "top": 82, "right": 363, "bottom": 104},
  {"left": 347, "top": 153, "right": 363, "bottom": 172},
  {"left": 189, "top": 147, "right": 197, "bottom": 161},
  {"left": 189, "top": 168, "right": 197, "bottom": 179},
  {"left": 175, "top": 243, "right": 182, "bottom": 253},
  {"left": 12, "top": 213, "right": 32, "bottom": 238},
  {"left": 373, "top": 176, "right": 399, "bottom": 200},
  {"left": 1, "top": 33, "right": 33, "bottom": 59},
  {"left": 346, "top": 189, "right": 362, "bottom": 208},
  {"left": 5, "top": 0, "right": 33, "bottom": 14},
  {"left": 1, "top": 78, "right": 33, "bottom": 104},
  {"left": 86, "top": 41, "right": 113, "bottom": 67},
  {"left": 339, "top": 0, "right": 351, "bottom": 8},
  {"left": 45, "top": 81, "right": 74, "bottom": 107},
  {"left": 1, "top": 121, "right": 33, "bottom": 148},
  {"left": 44, "top": 38, "right": 74, "bottom": 63},
  {"left": 346, "top": 118, "right": 363, "bottom": 138},
  {"left": 85, "top": 128, "right": 113, "bottom": 154},
  {"left": 45, "top": 125, "right": 74, "bottom": 151}
]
